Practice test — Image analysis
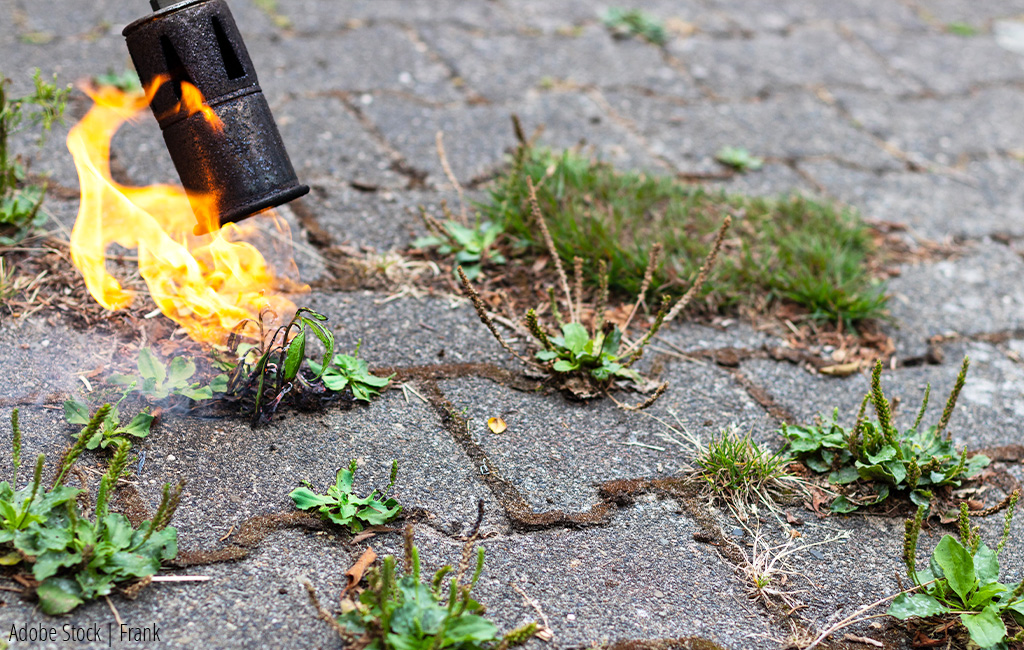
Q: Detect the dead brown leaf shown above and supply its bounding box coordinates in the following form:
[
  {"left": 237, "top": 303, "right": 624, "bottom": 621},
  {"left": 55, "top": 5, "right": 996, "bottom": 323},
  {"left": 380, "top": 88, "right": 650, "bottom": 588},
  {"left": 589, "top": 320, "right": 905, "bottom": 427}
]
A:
[{"left": 342, "top": 547, "right": 377, "bottom": 599}]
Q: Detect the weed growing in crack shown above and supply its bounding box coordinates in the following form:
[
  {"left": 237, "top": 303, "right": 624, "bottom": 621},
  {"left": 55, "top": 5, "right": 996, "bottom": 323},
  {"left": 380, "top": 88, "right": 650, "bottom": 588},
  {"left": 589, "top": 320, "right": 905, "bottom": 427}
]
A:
[
  {"left": 0, "top": 69, "right": 69, "bottom": 245},
  {"left": 305, "top": 522, "right": 538, "bottom": 650},
  {"left": 715, "top": 146, "right": 764, "bottom": 173},
  {"left": 308, "top": 341, "right": 394, "bottom": 402},
  {"left": 290, "top": 460, "right": 402, "bottom": 534},
  {"left": 0, "top": 409, "right": 182, "bottom": 614},
  {"left": 692, "top": 427, "right": 803, "bottom": 519},
  {"left": 414, "top": 203, "right": 505, "bottom": 281},
  {"left": 888, "top": 494, "right": 1024, "bottom": 647},
  {"left": 481, "top": 132, "right": 887, "bottom": 329},
  {"left": 460, "top": 178, "right": 729, "bottom": 408},
  {"left": 601, "top": 7, "right": 668, "bottom": 45},
  {"left": 63, "top": 390, "right": 153, "bottom": 451},
  {"left": 782, "top": 357, "right": 989, "bottom": 513}
]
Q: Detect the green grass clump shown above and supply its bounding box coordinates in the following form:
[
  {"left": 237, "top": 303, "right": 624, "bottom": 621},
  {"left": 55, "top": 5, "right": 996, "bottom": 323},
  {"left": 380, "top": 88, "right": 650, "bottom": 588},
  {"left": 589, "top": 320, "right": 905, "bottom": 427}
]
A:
[
  {"left": 480, "top": 141, "right": 887, "bottom": 330},
  {"left": 694, "top": 427, "right": 796, "bottom": 515},
  {"left": 889, "top": 496, "right": 1024, "bottom": 647},
  {"left": 0, "top": 409, "right": 181, "bottom": 614},
  {"left": 782, "top": 357, "right": 989, "bottom": 513}
]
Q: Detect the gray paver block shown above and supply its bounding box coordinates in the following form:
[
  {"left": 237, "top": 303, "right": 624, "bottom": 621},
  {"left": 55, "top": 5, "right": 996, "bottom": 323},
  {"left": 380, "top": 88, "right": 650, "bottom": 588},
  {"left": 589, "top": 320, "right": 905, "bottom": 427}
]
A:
[
  {"left": 362, "top": 92, "right": 664, "bottom": 185},
  {"left": 276, "top": 0, "right": 516, "bottom": 33},
  {"left": 248, "top": 26, "right": 459, "bottom": 101},
  {"left": 705, "top": 163, "right": 812, "bottom": 197},
  {"left": 703, "top": 0, "right": 925, "bottom": 32},
  {"left": 609, "top": 90, "right": 900, "bottom": 172},
  {"left": 303, "top": 291, "right": 517, "bottom": 369},
  {"left": 440, "top": 354, "right": 777, "bottom": 513},
  {"left": 738, "top": 338, "right": 1024, "bottom": 450},
  {"left": 885, "top": 241, "right": 1024, "bottom": 355},
  {"left": 671, "top": 25, "right": 914, "bottom": 99},
  {"left": 418, "top": 23, "right": 698, "bottom": 104},
  {"left": 301, "top": 183, "right": 484, "bottom": 252},
  {"left": 851, "top": 26, "right": 1024, "bottom": 94},
  {"left": 0, "top": 318, "right": 111, "bottom": 401},
  {"left": 835, "top": 87, "right": 1024, "bottom": 164},
  {"left": 506, "top": 0, "right": 709, "bottom": 34},
  {"left": 912, "top": 0, "right": 1024, "bottom": 25},
  {"left": 801, "top": 158, "right": 1024, "bottom": 240},
  {"left": 275, "top": 94, "right": 403, "bottom": 188},
  {"left": 409, "top": 500, "right": 773, "bottom": 649}
]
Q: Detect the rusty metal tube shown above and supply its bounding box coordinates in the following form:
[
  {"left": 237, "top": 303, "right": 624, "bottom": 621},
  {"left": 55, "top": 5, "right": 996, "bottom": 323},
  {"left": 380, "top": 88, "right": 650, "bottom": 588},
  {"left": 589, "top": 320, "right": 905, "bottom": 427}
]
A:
[{"left": 124, "top": 0, "right": 308, "bottom": 233}]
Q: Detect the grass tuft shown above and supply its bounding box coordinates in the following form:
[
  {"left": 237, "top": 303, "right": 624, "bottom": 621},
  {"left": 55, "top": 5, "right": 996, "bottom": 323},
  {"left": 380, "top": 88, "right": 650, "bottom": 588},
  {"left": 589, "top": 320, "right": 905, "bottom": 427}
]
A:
[{"left": 480, "top": 144, "right": 887, "bottom": 330}]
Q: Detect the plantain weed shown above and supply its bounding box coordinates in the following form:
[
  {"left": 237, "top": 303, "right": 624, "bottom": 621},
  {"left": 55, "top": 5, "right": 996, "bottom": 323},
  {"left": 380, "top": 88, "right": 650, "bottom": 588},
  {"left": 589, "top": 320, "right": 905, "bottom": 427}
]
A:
[
  {"left": 0, "top": 69, "right": 70, "bottom": 244},
  {"left": 307, "top": 341, "right": 393, "bottom": 402},
  {"left": 782, "top": 357, "right": 989, "bottom": 513},
  {"left": 0, "top": 409, "right": 182, "bottom": 614},
  {"left": 63, "top": 389, "right": 153, "bottom": 451},
  {"left": 108, "top": 347, "right": 222, "bottom": 402},
  {"left": 306, "top": 524, "right": 538, "bottom": 650},
  {"left": 461, "top": 177, "right": 729, "bottom": 408},
  {"left": 888, "top": 495, "right": 1024, "bottom": 647},
  {"left": 290, "top": 460, "right": 401, "bottom": 533}
]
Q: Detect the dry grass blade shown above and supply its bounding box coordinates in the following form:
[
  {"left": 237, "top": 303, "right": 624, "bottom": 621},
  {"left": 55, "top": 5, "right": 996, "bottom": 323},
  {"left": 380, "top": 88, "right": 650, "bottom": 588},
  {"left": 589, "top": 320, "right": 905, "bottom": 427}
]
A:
[
  {"left": 435, "top": 131, "right": 468, "bottom": 225},
  {"left": 665, "top": 214, "right": 732, "bottom": 325},
  {"left": 610, "top": 382, "right": 668, "bottom": 411},
  {"left": 528, "top": 177, "right": 575, "bottom": 323},
  {"left": 457, "top": 266, "right": 535, "bottom": 367},
  {"left": 621, "top": 242, "right": 662, "bottom": 335}
]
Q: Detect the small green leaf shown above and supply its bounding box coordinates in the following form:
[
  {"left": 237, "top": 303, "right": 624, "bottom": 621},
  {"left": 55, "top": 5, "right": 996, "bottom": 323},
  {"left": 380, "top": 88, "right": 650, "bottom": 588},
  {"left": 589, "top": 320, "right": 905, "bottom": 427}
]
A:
[
  {"left": 887, "top": 593, "right": 948, "bottom": 620},
  {"left": 933, "top": 535, "right": 975, "bottom": 604},
  {"left": 283, "top": 330, "right": 306, "bottom": 382},
  {"left": 561, "top": 323, "right": 589, "bottom": 354},
  {"left": 36, "top": 577, "right": 84, "bottom": 614},
  {"left": 122, "top": 412, "right": 154, "bottom": 438},
  {"left": 289, "top": 487, "right": 336, "bottom": 511},
  {"left": 960, "top": 605, "right": 1006, "bottom": 647},
  {"left": 830, "top": 495, "right": 858, "bottom": 513},
  {"left": 63, "top": 399, "right": 91, "bottom": 425},
  {"left": 828, "top": 466, "right": 859, "bottom": 485},
  {"left": 552, "top": 359, "right": 577, "bottom": 373},
  {"left": 167, "top": 357, "right": 196, "bottom": 386},
  {"left": 137, "top": 348, "right": 166, "bottom": 385}
]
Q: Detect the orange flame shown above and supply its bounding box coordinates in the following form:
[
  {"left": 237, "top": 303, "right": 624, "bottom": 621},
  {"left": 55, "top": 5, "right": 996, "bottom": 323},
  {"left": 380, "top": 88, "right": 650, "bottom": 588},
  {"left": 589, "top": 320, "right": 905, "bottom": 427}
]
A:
[{"left": 68, "top": 80, "right": 301, "bottom": 345}]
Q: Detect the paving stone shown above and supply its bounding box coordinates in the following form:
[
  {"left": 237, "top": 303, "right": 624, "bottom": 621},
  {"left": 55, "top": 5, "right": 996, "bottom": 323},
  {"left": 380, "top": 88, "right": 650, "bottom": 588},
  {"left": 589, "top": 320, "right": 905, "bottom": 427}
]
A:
[
  {"left": 705, "top": 162, "right": 813, "bottom": 197},
  {"left": 248, "top": 26, "right": 459, "bottom": 101},
  {"left": 276, "top": 0, "right": 516, "bottom": 33},
  {"left": 418, "top": 23, "right": 697, "bottom": 104},
  {"left": 303, "top": 291, "right": 517, "bottom": 369},
  {"left": 12, "top": 0, "right": 278, "bottom": 40},
  {"left": 834, "top": 87, "right": 1024, "bottom": 164},
  {"left": 506, "top": 0, "right": 709, "bottom": 34},
  {"left": 657, "top": 320, "right": 784, "bottom": 354},
  {"left": 801, "top": 158, "right": 1024, "bottom": 240},
  {"left": 0, "top": 33, "right": 129, "bottom": 96},
  {"left": 885, "top": 241, "right": 1024, "bottom": 355},
  {"left": 912, "top": 0, "right": 1024, "bottom": 25},
  {"left": 0, "top": 318, "right": 113, "bottom": 401},
  {"left": 0, "top": 526, "right": 354, "bottom": 649},
  {"left": 275, "top": 94, "right": 402, "bottom": 188},
  {"left": 609, "top": 90, "right": 900, "bottom": 173},
  {"left": 300, "top": 184, "right": 486, "bottom": 252},
  {"left": 441, "top": 356, "right": 777, "bottom": 513},
  {"left": 421, "top": 501, "right": 773, "bottom": 649},
  {"left": 671, "top": 25, "right": 914, "bottom": 99},
  {"left": 851, "top": 26, "right": 1024, "bottom": 94},
  {"left": 703, "top": 0, "right": 925, "bottom": 33},
  {"left": 362, "top": 92, "right": 664, "bottom": 185}
]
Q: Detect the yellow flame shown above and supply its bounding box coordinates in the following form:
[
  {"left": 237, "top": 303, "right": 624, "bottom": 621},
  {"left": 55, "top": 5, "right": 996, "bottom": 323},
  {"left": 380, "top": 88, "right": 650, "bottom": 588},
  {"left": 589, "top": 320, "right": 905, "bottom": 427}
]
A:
[{"left": 68, "top": 80, "right": 300, "bottom": 344}]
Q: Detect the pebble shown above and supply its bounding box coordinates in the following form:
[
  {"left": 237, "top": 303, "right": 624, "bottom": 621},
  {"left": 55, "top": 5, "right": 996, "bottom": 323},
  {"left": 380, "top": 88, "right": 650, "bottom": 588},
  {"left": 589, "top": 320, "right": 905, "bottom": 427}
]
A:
[
  {"left": 167, "top": 454, "right": 176, "bottom": 461},
  {"left": 809, "top": 549, "right": 825, "bottom": 560},
  {"left": 729, "top": 527, "right": 744, "bottom": 537}
]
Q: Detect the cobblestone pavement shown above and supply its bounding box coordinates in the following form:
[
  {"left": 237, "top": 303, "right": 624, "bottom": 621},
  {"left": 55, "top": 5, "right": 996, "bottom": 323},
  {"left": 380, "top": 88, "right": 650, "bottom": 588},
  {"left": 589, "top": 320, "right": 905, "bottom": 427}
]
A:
[{"left": 2, "top": 1, "right": 1024, "bottom": 649}]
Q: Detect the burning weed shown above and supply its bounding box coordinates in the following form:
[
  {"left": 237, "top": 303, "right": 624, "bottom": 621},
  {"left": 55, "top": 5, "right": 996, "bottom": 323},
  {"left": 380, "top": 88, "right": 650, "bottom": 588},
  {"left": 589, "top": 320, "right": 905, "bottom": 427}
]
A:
[
  {"left": 290, "top": 459, "right": 401, "bottom": 534},
  {"left": 1, "top": 409, "right": 182, "bottom": 614},
  {"left": 459, "top": 178, "right": 730, "bottom": 408},
  {"left": 0, "top": 69, "right": 70, "bottom": 245}
]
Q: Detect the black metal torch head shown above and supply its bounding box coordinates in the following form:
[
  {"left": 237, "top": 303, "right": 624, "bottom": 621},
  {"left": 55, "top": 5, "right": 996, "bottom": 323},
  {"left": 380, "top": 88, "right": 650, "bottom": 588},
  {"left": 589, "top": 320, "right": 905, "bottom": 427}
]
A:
[{"left": 123, "top": 0, "right": 308, "bottom": 234}]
